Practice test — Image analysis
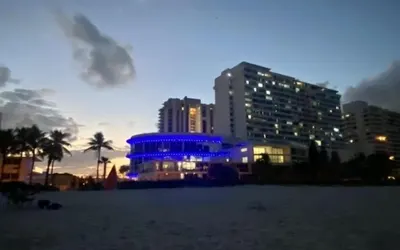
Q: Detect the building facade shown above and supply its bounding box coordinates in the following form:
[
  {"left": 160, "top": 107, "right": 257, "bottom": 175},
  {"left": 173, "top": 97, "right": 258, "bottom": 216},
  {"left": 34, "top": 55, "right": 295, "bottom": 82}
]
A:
[
  {"left": 126, "top": 132, "right": 304, "bottom": 181},
  {"left": 158, "top": 97, "right": 214, "bottom": 134},
  {"left": 342, "top": 101, "right": 400, "bottom": 164},
  {"left": 0, "top": 156, "right": 34, "bottom": 182},
  {"left": 214, "top": 61, "right": 343, "bottom": 150}
]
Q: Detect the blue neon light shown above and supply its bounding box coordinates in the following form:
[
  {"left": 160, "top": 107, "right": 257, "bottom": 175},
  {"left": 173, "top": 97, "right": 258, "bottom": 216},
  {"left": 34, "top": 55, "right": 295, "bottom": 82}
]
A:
[
  {"left": 126, "top": 134, "right": 223, "bottom": 145},
  {"left": 126, "top": 152, "right": 229, "bottom": 159}
]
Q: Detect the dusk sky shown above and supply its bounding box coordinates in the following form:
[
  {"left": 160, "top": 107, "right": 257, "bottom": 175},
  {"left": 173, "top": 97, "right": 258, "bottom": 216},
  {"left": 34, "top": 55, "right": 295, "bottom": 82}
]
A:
[{"left": 1, "top": 0, "right": 399, "bottom": 175}]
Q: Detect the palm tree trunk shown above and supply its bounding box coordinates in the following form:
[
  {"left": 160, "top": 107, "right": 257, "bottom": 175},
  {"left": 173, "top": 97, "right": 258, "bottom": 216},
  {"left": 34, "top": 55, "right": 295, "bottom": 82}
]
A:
[
  {"left": 29, "top": 151, "right": 36, "bottom": 184},
  {"left": 96, "top": 149, "right": 101, "bottom": 182},
  {"left": 103, "top": 162, "right": 107, "bottom": 181},
  {"left": 0, "top": 155, "right": 6, "bottom": 182},
  {"left": 16, "top": 151, "right": 23, "bottom": 182},
  {"left": 44, "top": 157, "right": 52, "bottom": 186},
  {"left": 50, "top": 160, "right": 55, "bottom": 185}
]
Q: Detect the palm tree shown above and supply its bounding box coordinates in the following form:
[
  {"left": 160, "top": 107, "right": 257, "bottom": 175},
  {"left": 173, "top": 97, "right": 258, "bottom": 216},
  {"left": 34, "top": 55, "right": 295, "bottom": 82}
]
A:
[
  {"left": 25, "top": 125, "right": 47, "bottom": 184},
  {"left": 15, "top": 127, "right": 30, "bottom": 157},
  {"left": 0, "top": 129, "right": 16, "bottom": 181},
  {"left": 119, "top": 165, "right": 130, "bottom": 176},
  {"left": 42, "top": 130, "right": 72, "bottom": 186},
  {"left": 100, "top": 156, "right": 111, "bottom": 180},
  {"left": 83, "top": 132, "right": 114, "bottom": 182}
]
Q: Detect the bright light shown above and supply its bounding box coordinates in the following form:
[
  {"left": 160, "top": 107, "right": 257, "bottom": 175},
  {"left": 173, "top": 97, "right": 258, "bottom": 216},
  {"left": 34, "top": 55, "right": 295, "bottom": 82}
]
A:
[
  {"left": 226, "top": 72, "right": 232, "bottom": 77},
  {"left": 315, "top": 140, "right": 322, "bottom": 146},
  {"left": 333, "top": 127, "right": 339, "bottom": 132},
  {"left": 389, "top": 156, "right": 395, "bottom": 161},
  {"left": 240, "top": 148, "right": 248, "bottom": 152},
  {"left": 350, "top": 139, "right": 353, "bottom": 143},
  {"left": 258, "top": 83, "right": 263, "bottom": 87},
  {"left": 376, "top": 136, "right": 387, "bottom": 142},
  {"left": 266, "top": 90, "right": 271, "bottom": 95}
]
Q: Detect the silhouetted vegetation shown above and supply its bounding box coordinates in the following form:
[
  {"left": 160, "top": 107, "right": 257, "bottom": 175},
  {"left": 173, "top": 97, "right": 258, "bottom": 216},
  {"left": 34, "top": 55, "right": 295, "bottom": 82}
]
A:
[
  {"left": 251, "top": 140, "right": 397, "bottom": 185},
  {"left": 83, "top": 132, "right": 114, "bottom": 182},
  {"left": 0, "top": 125, "right": 72, "bottom": 186}
]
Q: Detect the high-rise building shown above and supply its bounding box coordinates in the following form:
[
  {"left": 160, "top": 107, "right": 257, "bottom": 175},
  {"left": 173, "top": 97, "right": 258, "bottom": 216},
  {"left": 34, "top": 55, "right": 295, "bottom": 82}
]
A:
[
  {"left": 342, "top": 101, "right": 400, "bottom": 164},
  {"left": 214, "top": 62, "right": 343, "bottom": 149},
  {"left": 158, "top": 97, "right": 214, "bottom": 133}
]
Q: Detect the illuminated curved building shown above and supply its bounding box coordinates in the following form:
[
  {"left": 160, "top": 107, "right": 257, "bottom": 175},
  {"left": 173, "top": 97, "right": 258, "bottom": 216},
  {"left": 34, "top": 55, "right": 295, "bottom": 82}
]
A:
[
  {"left": 126, "top": 133, "right": 230, "bottom": 180},
  {"left": 126, "top": 132, "right": 304, "bottom": 181}
]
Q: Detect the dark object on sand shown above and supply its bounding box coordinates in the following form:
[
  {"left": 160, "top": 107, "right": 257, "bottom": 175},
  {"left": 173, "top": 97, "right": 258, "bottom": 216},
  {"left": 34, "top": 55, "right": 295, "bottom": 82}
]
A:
[
  {"left": 47, "top": 202, "right": 62, "bottom": 210},
  {"left": 37, "top": 199, "right": 51, "bottom": 209},
  {"left": 3, "top": 188, "right": 35, "bottom": 207}
]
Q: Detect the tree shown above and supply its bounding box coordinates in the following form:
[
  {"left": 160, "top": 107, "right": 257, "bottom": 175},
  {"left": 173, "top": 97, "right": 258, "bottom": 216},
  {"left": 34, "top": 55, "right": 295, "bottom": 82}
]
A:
[
  {"left": 330, "top": 151, "right": 341, "bottom": 166},
  {"left": 83, "top": 132, "right": 114, "bottom": 182},
  {"left": 119, "top": 165, "right": 130, "bottom": 176},
  {"left": 319, "top": 144, "right": 329, "bottom": 167},
  {"left": 0, "top": 129, "right": 16, "bottom": 181},
  {"left": 14, "top": 127, "right": 31, "bottom": 179},
  {"left": 308, "top": 140, "right": 319, "bottom": 177},
  {"left": 42, "top": 130, "right": 71, "bottom": 186},
  {"left": 365, "top": 152, "right": 393, "bottom": 182},
  {"left": 100, "top": 156, "right": 111, "bottom": 180},
  {"left": 25, "top": 125, "right": 47, "bottom": 184},
  {"left": 252, "top": 153, "right": 272, "bottom": 182}
]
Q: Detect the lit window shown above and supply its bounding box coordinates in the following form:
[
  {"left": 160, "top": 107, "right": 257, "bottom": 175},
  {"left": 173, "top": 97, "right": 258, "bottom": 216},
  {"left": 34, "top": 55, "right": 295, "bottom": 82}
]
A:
[
  {"left": 389, "top": 156, "right": 395, "bottom": 161},
  {"left": 242, "top": 157, "right": 248, "bottom": 163},
  {"left": 296, "top": 81, "right": 303, "bottom": 85},
  {"left": 248, "top": 115, "right": 252, "bottom": 119},
  {"left": 181, "top": 107, "right": 184, "bottom": 111},
  {"left": 329, "top": 110, "right": 333, "bottom": 113},
  {"left": 349, "top": 139, "right": 353, "bottom": 143},
  {"left": 345, "top": 114, "right": 350, "bottom": 118},
  {"left": 318, "top": 112, "right": 322, "bottom": 116},
  {"left": 253, "top": 87, "right": 257, "bottom": 92},
  {"left": 246, "top": 80, "right": 250, "bottom": 84},
  {"left": 315, "top": 140, "right": 322, "bottom": 146},
  {"left": 299, "top": 123, "right": 303, "bottom": 127},
  {"left": 229, "top": 90, "right": 233, "bottom": 95},
  {"left": 274, "top": 124, "right": 279, "bottom": 128},
  {"left": 258, "top": 83, "right": 263, "bottom": 88},
  {"left": 245, "top": 103, "right": 251, "bottom": 107},
  {"left": 295, "top": 88, "right": 300, "bottom": 93},
  {"left": 333, "top": 127, "right": 339, "bottom": 132},
  {"left": 276, "top": 130, "right": 279, "bottom": 134},
  {"left": 376, "top": 136, "right": 387, "bottom": 142},
  {"left": 272, "top": 81, "right": 276, "bottom": 85},
  {"left": 263, "top": 134, "right": 267, "bottom": 138},
  {"left": 240, "top": 148, "right": 248, "bottom": 152},
  {"left": 336, "top": 106, "right": 339, "bottom": 110},
  {"left": 287, "top": 121, "right": 293, "bottom": 125},
  {"left": 266, "top": 90, "right": 271, "bottom": 95},
  {"left": 310, "top": 135, "right": 315, "bottom": 140},
  {"left": 226, "top": 72, "right": 232, "bottom": 77},
  {"left": 265, "top": 96, "right": 273, "bottom": 101},
  {"left": 294, "top": 132, "right": 298, "bottom": 136}
]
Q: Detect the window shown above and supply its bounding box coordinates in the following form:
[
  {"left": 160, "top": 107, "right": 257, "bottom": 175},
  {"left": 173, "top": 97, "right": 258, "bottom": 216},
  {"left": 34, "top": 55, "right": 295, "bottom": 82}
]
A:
[
  {"left": 266, "top": 90, "right": 271, "bottom": 95},
  {"left": 253, "top": 87, "right": 257, "bottom": 92},
  {"left": 248, "top": 115, "right": 252, "bottom": 119},
  {"left": 246, "top": 80, "right": 250, "bottom": 84},
  {"left": 333, "top": 127, "right": 339, "bottom": 132},
  {"left": 240, "top": 148, "right": 248, "bottom": 152},
  {"left": 242, "top": 157, "right": 248, "bottom": 163},
  {"left": 258, "top": 83, "right": 263, "bottom": 88},
  {"left": 265, "top": 96, "right": 273, "bottom": 101}
]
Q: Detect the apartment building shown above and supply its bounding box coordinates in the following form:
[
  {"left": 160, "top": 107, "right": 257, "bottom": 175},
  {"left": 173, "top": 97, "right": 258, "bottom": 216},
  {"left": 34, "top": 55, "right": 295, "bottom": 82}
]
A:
[
  {"left": 158, "top": 97, "right": 214, "bottom": 133},
  {"left": 214, "top": 62, "right": 343, "bottom": 150},
  {"left": 342, "top": 101, "right": 400, "bottom": 164}
]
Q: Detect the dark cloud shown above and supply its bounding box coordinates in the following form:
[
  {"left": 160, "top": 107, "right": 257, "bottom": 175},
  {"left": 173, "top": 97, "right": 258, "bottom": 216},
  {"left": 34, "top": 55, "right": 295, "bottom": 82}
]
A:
[
  {"left": 343, "top": 61, "right": 400, "bottom": 112},
  {"left": 0, "top": 66, "right": 20, "bottom": 87},
  {"left": 98, "top": 122, "right": 110, "bottom": 126},
  {"left": 0, "top": 88, "right": 81, "bottom": 141},
  {"left": 56, "top": 12, "right": 135, "bottom": 88}
]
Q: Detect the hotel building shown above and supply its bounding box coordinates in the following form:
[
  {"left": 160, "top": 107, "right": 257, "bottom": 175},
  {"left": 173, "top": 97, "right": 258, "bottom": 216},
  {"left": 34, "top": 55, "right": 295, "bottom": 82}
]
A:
[
  {"left": 158, "top": 97, "right": 214, "bottom": 134},
  {"left": 214, "top": 61, "right": 343, "bottom": 150},
  {"left": 342, "top": 101, "right": 400, "bottom": 165}
]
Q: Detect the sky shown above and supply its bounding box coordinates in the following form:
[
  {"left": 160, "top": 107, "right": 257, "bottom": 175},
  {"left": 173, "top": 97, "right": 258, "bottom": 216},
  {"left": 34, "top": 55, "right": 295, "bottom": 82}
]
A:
[{"left": 1, "top": 0, "right": 399, "bottom": 176}]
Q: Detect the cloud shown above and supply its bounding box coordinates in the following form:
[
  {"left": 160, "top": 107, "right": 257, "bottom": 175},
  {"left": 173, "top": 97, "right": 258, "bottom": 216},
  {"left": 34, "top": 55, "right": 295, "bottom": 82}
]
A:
[
  {"left": 0, "top": 88, "right": 81, "bottom": 140},
  {"left": 56, "top": 12, "right": 135, "bottom": 88},
  {"left": 343, "top": 61, "right": 400, "bottom": 112},
  {"left": 0, "top": 66, "right": 20, "bottom": 87},
  {"left": 98, "top": 122, "right": 110, "bottom": 126}
]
